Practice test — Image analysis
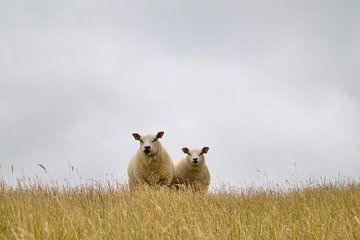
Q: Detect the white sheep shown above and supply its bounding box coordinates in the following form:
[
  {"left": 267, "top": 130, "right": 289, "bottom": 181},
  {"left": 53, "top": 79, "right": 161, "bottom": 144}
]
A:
[
  {"left": 172, "top": 147, "right": 210, "bottom": 192},
  {"left": 127, "top": 131, "right": 174, "bottom": 189}
]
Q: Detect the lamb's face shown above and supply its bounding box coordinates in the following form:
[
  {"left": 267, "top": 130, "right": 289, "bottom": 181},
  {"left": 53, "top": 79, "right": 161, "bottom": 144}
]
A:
[
  {"left": 182, "top": 147, "right": 209, "bottom": 167},
  {"left": 132, "top": 131, "right": 164, "bottom": 156}
]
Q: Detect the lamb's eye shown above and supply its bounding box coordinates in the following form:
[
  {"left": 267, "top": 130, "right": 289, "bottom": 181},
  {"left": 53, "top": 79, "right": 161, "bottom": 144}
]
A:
[
  {"left": 152, "top": 138, "right": 157, "bottom": 143},
  {"left": 140, "top": 139, "right": 144, "bottom": 143}
]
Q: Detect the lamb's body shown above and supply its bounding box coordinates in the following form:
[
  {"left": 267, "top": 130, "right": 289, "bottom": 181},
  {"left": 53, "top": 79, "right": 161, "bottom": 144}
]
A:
[
  {"left": 127, "top": 132, "right": 174, "bottom": 189},
  {"left": 172, "top": 147, "right": 210, "bottom": 192},
  {"left": 128, "top": 148, "right": 174, "bottom": 188},
  {"left": 172, "top": 158, "right": 210, "bottom": 191}
]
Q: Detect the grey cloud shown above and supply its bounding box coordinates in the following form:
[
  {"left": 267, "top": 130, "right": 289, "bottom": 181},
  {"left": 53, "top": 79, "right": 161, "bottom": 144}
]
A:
[{"left": 0, "top": 0, "right": 359, "bottom": 186}]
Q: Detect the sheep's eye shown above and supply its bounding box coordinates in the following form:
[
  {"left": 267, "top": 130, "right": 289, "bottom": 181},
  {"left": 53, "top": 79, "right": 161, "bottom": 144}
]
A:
[
  {"left": 140, "top": 139, "right": 144, "bottom": 143},
  {"left": 187, "top": 153, "right": 191, "bottom": 156},
  {"left": 199, "top": 153, "right": 203, "bottom": 156},
  {"left": 152, "top": 138, "right": 157, "bottom": 143}
]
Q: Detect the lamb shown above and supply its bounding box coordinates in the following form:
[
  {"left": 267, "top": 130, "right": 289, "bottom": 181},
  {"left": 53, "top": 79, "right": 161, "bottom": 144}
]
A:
[
  {"left": 172, "top": 147, "right": 210, "bottom": 192},
  {"left": 127, "top": 131, "right": 174, "bottom": 189}
]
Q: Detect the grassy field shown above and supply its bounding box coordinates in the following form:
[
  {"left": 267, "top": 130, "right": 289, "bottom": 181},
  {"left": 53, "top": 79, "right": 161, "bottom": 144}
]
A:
[{"left": 1, "top": 180, "right": 360, "bottom": 240}]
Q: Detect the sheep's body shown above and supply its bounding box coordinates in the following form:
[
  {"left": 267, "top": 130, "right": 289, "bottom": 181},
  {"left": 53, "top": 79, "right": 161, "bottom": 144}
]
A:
[
  {"left": 172, "top": 147, "right": 210, "bottom": 192},
  {"left": 172, "top": 159, "right": 210, "bottom": 191},
  {"left": 128, "top": 149, "right": 174, "bottom": 187},
  {"left": 127, "top": 132, "right": 174, "bottom": 189}
]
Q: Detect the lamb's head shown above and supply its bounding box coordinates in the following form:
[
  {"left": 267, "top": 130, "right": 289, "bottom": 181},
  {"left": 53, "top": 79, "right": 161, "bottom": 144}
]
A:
[
  {"left": 132, "top": 131, "right": 164, "bottom": 156},
  {"left": 182, "top": 147, "right": 209, "bottom": 167}
]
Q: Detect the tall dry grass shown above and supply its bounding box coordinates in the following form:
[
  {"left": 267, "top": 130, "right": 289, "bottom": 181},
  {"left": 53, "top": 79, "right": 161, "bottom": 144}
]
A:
[{"left": 1, "top": 179, "right": 360, "bottom": 239}]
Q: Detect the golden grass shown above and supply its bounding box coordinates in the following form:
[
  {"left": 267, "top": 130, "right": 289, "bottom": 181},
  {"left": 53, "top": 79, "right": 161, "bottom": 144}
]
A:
[{"left": 1, "top": 180, "right": 360, "bottom": 240}]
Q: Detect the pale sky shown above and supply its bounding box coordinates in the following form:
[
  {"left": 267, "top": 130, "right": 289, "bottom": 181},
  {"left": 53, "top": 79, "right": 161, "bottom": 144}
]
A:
[{"left": 1, "top": 0, "right": 359, "bottom": 187}]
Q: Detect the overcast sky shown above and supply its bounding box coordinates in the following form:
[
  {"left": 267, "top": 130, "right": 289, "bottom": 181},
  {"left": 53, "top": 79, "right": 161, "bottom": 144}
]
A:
[{"left": 1, "top": 0, "right": 359, "bottom": 187}]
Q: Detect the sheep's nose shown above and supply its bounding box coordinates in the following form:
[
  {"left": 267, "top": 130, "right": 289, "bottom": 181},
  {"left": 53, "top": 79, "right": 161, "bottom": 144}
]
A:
[
  {"left": 193, "top": 158, "right": 198, "bottom": 162},
  {"left": 144, "top": 146, "right": 151, "bottom": 150}
]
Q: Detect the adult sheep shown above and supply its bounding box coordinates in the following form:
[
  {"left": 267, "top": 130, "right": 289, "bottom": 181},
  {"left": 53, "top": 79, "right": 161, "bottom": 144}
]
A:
[
  {"left": 172, "top": 147, "right": 210, "bottom": 192},
  {"left": 127, "top": 131, "right": 174, "bottom": 189}
]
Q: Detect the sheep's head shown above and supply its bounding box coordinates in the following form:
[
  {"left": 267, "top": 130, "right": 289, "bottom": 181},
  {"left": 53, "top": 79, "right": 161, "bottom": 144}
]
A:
[
  {"left": 132, "top": 131, "right": 164, "bottom": 156},
  {"left": 182, "top": 147, "right": 209, "bottom": 167}
]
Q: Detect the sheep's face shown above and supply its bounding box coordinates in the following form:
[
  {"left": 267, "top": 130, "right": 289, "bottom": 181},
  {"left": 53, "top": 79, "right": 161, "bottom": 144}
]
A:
[
  {"left": 182, "top": 147, "right": 209, "bottom": 167},
  {"left": 132, "top": 131, "right": 164, "bottom": 156}
]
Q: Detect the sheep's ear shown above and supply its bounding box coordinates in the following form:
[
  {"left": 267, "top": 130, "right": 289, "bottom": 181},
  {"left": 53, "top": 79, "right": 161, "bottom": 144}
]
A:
[
  {"left": 156, "top": 131, "right": 164, "bottom": 139},
  {"left": 182, "top": 147, "right": 190, "bottom": 154},
  {"left": 132, "top": 133, "right": 141, "bottom": 141},
  {"left": 201, "top": 147, "right": 209, "bottom": 154}
]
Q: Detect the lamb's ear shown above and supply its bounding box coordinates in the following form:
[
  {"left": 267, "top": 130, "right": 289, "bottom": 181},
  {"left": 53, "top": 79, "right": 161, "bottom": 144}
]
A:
[
  {"left": 132, "top": 133, "right": 141, "bottom": 141},
  {"left": 202, "top": 147, "right": 209, "bottom": 154},
  {"left": 156, "top": 131, "right": 165, "bottom": 139},
  {"left": 182, "top": 147, "right": 190, "bottom": 154}
]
